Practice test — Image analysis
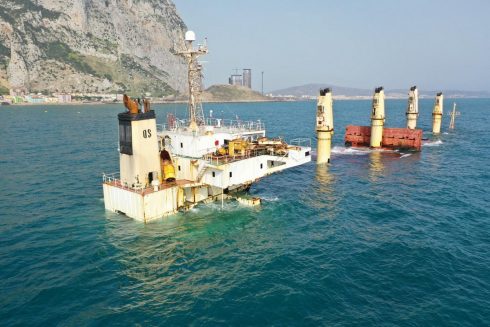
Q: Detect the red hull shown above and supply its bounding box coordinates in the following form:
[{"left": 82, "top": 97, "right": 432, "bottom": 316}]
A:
[{"left": 345, "top": 125, "right": 422, "bottom": 151}]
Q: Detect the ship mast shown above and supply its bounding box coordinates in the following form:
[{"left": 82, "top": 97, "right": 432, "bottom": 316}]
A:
[
  {"left": 178, "top": 31, "right": 208, "bottom": 131},
  {"left": 449, "top": 102, "right": 460, "bottom": 129}
]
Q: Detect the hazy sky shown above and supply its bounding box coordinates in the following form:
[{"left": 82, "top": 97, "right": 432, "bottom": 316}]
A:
[{"left": 173, "top": 0, "right": 490, "bottom": 92}]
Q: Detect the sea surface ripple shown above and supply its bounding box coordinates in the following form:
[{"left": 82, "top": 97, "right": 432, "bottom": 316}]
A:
[{"left": 1, "top": 99, "right": 489, "bottom": 326}]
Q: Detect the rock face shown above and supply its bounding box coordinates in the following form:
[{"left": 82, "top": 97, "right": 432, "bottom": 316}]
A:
[{"left": 0, "top": 0, "right": 188, "bottom": 96}]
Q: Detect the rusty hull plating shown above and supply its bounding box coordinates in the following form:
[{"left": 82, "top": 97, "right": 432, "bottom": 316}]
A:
[
  {"left": 344, "top": 86, "right": 423, "bottom": 151},
  {"left": 345, "top": 126, "right": 422, "bottom": 151}
]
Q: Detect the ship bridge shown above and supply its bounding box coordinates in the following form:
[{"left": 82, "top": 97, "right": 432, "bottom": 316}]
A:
[
  {"left": 157, "top": 117, "right": 265, "bottom": 138},
  {"left": 157, "top": 117, "right": 266, "bottom": 159}
]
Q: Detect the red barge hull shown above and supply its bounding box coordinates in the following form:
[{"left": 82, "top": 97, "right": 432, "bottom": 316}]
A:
[{"left": 345, "top": 125, "right": 422, "bottom": 151}]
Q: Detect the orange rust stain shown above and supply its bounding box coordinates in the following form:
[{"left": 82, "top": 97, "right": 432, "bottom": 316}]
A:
[{"left": 345, "top": 125, "right": 422, "bottom": 151}]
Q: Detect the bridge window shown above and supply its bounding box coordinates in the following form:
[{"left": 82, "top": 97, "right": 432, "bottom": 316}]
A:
[{"left": 119, "top": 121, "right": 132, "bottom": 155}]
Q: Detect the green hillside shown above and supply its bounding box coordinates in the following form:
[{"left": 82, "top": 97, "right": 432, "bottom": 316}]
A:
[{"left": 202, "top": 85, "right": 270, "bottom": 102}]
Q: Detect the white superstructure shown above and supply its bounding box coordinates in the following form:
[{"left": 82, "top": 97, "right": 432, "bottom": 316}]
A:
[
  {"left": 159, "top": 117, "right": 311, "bottom": 191},
  {"left": 102, "top": 32, "right": 311, "bottom": 222}
]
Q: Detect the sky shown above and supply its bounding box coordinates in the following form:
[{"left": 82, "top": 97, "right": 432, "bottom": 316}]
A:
[{"left": 172, "top": 0, "right": 490, "bottom": 93}]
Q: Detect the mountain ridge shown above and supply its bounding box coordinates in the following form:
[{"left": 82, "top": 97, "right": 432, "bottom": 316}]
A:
[
  {"left": 0, "top": 0, "right": 188, "bottom": 96},
  {"left": 271, "top": 83, "right": 490, "bottom": 98}
]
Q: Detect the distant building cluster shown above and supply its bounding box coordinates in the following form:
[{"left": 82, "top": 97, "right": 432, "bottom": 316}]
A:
[
  {"left": 228, "top": 69, "right": 252, "bottom": 88},
  {"left": 0, "top": 88, "right": 125, "bottom": 105},
  {"left": 0, "top": 89, "right": 73, "bottom": 104}
]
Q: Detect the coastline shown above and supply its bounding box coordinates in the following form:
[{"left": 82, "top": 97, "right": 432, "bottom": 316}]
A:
[{"left": 2, "top": 96, "right": 488, "bottom": 107}]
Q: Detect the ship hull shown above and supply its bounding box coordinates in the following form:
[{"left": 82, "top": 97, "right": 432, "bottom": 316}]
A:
[{"left": 345, "top": 125, "right": 422, "bottom": 151}]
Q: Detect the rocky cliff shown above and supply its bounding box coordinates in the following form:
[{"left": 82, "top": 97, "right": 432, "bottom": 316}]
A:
[{"left": 0, "top": 0, "right": 188, "bottom": 96}]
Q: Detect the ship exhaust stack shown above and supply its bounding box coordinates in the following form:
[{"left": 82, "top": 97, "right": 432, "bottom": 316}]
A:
[
  {"left": 432, "top": 92, "right": 444, "bottom": 134},
  {"left": 370, "top": 87, "right": 385, "bottom": 148},
  {"left": 406, "top": 86, "right": 419, "bottom": 129},
  {"left": 316, "top": 88, "right": 334, "bottom": 164},
  {"left": 119, "top": 95, "right": 161, "bottom": 188}
]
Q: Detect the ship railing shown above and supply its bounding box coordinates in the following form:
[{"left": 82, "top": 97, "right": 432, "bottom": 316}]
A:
[
  {"left": 203, "top": 118, "right": 265, "bottom": 132},
  {"left": 202, "top": 147, "right": 283, "bottom": 166},
  {"left": 102, "top": 172, "right": 120, "bottom": 184},
  {"left": 156, "top": 124, "right": 167, "bottom": 133},
  {"left": 199, "top": 146, "right": 221, "bottom": 155},
  {"left": 102, "top": 172, "right": 145, "bottom": 192},
  {"left": 289, "top": 138, "right": 312, "bottom": 148},
  {"left": 203, "top": 153, "right": 257, "bottom": 166},
  {"left": 203, "top": 155, "right": 222, "bottom": 166},
  {"left": 172, "top": 119, "right": 188, "bottom": 130},
  {"left": 158, "top": 118, "right": 265, "bottom": 133}
]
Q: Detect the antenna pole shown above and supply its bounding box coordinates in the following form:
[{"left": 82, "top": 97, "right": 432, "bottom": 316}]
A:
[
  {"left": 178, "top": 32, "right": 208, "bottom": 131},
  {"left": 261, "top": 71, "right": 264, "bottom": 95}
]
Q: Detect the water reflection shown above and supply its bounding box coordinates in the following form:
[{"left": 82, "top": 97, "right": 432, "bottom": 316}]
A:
[
  {"left": 302, "top": 164, "right": 339, "bottom": 219},
  {"left": 368, "top": 151, "right": 385, "bottom": 182},
  {"left": 368, "top": 150, "right": 423, "bottom": 183},
  {"left": 315, "top": 164, "right": 335, "bottom": 186},
  {"left": 102, "top": 205, "right": 287, "bottom": 315}
]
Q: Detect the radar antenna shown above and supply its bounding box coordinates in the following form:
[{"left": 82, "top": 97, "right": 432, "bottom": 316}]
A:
[{"left": 177, "top": 31, "right": 208, "bottom": 131}]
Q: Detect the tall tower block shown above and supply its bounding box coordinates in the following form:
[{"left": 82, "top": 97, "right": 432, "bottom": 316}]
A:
[
  {"left": 406, "top": 86, "right": 419, "bottom": 129},
  {"left": 432, "top": 92, "right": 444, "bottom": 134},
  {"left": 316, "top": 88, "right": 334, "bottom": 164},
  {"left": 243, "top": 69, "right": 252, "bottom": 88},
  {"left": 118, "top": 105, "right": 161, "bottom": 188},
  {"left": 370, "top": 87, "right": 385, "bottom": 148}
]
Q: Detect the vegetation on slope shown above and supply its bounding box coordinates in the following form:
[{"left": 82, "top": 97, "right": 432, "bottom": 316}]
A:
[{"left": 202, "top": 85, "right": 269, "bottom": 102}]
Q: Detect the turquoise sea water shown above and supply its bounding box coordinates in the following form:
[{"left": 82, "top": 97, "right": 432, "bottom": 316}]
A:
[{"left": 1, "top": 99, "right": 489, "bottom": 326}]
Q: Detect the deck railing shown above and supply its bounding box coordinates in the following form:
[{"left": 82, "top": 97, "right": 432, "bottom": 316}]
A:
[
  {"left": 289, "top": 138, "right": 312, "bottom": 148},
  {"left": 102, "top": 172, "right": 120, "bottom": 184},
  {"left": 102, "top": 172, "right": 145, "bottom": 192},
  {"left": 202, "top": 146, "right": 288, "bottom": 166},
  {"left": 157, "top": 118, "right": 265, "bottom": 133}
]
